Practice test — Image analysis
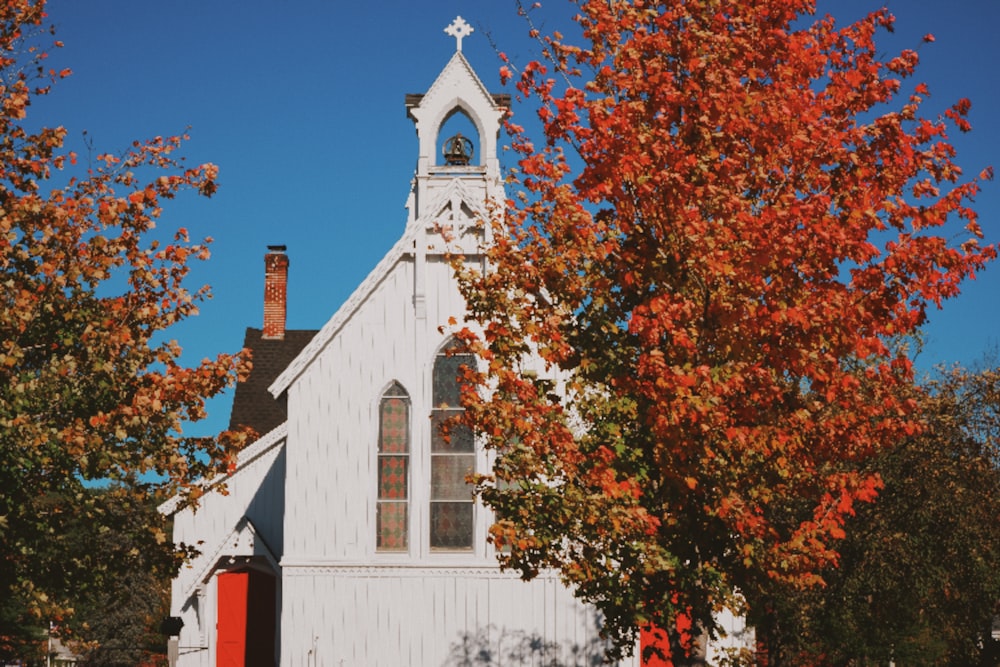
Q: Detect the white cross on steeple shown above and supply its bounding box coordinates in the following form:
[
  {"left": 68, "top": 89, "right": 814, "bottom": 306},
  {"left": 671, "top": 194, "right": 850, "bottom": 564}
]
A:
[{"left": 445, "top": 16, "right": 474, "bottom": 52}]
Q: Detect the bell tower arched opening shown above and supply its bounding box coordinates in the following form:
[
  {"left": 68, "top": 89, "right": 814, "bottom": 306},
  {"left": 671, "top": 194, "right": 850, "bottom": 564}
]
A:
[{"left": 437, "top": 107, "right": 479, "bottom": 167}]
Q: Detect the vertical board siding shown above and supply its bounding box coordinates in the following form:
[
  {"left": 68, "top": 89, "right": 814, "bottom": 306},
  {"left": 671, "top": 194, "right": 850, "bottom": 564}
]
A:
[
  {"left": 285, "top": 260, "right": 426, "bottom": 563},
  {"left": 275, "top": 253, "right": 639, "bottom": 666},
  {"left": 279, "top": 569, "right": 637, "bottom": 666}
]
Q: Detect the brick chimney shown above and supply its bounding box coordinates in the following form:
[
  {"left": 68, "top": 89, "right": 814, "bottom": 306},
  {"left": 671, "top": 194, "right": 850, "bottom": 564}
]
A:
[{"left": 263, "top": 245, "right": 288, "bottom": 340}]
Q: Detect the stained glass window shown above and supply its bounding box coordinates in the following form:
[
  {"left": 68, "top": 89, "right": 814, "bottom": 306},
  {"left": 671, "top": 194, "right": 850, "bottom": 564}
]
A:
[
  {"left": 430, "top": 341, "right": 475, "bottom": 550},
  {"left": 377, "top": 382, "right": 409, "bottom": 551}
]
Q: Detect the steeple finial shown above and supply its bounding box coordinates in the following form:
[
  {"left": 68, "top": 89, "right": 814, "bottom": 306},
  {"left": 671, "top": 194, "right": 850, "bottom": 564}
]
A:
[{"left": 445, "top": 16, "right": 474, "bottom": 52}]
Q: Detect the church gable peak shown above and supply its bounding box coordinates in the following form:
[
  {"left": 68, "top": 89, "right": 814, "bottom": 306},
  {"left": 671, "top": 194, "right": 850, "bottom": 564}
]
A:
[{"left": 411, "top": 51, "right": 494, "bottom": 115}]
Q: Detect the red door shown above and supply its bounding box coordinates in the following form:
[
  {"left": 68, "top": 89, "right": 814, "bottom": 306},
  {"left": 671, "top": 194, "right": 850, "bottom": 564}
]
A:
[
  {"left": 217, "top": 572, "right": 248, "bottom": 667},
  {"left": 217, "top": 569, "right": 276, "bottom": 667}
]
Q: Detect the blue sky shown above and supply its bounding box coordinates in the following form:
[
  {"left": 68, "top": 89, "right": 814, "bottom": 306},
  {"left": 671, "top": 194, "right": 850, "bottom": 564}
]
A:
[{"left": 36, "top": 1, "right": 1000, "bottom": 437}]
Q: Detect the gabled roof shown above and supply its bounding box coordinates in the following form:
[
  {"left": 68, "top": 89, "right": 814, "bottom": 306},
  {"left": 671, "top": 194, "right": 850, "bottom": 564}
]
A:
[
  {"left": 405, "top": 50, "right": 509, "bottom": 119},
  {"left": 158, "top": 422, "right": 289, "bottom": 516},
  {"left": 269, "top": 178, "right": 490, "bottom": 397},
  {"left": 229, "top": 328, "right": 317, "bottom": 436},
  {"left": 180, "top": 516, "right": 279, "bottom": 600}
]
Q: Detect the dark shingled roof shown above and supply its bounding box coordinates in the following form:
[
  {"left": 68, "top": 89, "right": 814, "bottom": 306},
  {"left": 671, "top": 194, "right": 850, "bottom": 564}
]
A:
[{"left": 228, "top": 328, "right": 318, "bottom": 437}]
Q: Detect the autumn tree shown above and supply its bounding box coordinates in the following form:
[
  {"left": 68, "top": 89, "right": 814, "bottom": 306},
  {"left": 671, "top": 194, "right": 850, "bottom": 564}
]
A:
[
  {"left": 68, "top": 490, "right": 175, "bottom": 667},
  {"left": 759, "top": 364, "right": 1000, "bottom": 666},
  {"left": 0, "top": 0, "right": 248, "bottom": 655},
  {"left": 2, "top": 487, "right": 177, "bottom": 667},
  {"left": 454, "top": 0, "right": 995, "bottom": 660}
]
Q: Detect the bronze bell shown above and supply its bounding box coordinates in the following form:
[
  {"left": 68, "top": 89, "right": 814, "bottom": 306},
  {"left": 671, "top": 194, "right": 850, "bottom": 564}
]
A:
[{"left": 442, "top": 132, "right": 474, "bottom": 165}]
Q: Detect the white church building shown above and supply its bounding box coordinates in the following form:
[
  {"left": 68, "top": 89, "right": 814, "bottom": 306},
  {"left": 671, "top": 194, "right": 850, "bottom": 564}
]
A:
[{"left": 162, "top": 18, "right": 750, "bottom": 667}]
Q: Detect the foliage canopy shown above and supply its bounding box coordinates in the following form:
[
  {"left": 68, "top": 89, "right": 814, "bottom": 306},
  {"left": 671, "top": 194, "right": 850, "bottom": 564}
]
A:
[
  {"left": 759, "top": 365, "right": 1000, "bottom": 666},
  {"left": 455, "top": 0, "right": 995, "bottom": 659},
  {"left": 0, "top": 0, "right": 249, "bottom": 654}
]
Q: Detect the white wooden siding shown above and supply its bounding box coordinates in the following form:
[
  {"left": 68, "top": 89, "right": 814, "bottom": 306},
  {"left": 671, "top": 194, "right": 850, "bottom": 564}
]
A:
[
  {"left": 283, "top": 255, "right": 475, "bottom": 564},
  {"left": 279, "top": 566, "right": 638, "bottom": 667},
  {"left": 276, "top": 249, "right": 646, "bottom": 666}
]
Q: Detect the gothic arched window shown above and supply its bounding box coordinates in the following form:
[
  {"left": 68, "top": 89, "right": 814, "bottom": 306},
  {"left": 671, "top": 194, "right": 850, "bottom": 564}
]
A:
[
  {"left": 377, "top": 382, "right": 410, "bottom": 552},
  {"left": 430, "top": 341, "right": 475, "bottom": 550}
]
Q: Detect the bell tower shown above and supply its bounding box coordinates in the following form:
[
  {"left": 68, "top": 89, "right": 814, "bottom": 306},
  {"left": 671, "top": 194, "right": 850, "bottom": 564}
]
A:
[{"left": 404, "top": 17, "right": 508, "bottom": 257}]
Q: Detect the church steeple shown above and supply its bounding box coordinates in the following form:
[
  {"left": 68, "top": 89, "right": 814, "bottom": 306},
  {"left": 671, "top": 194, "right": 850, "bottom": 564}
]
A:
[{"left": 404, "top": 17, "right": 508, "bottom": 248}]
